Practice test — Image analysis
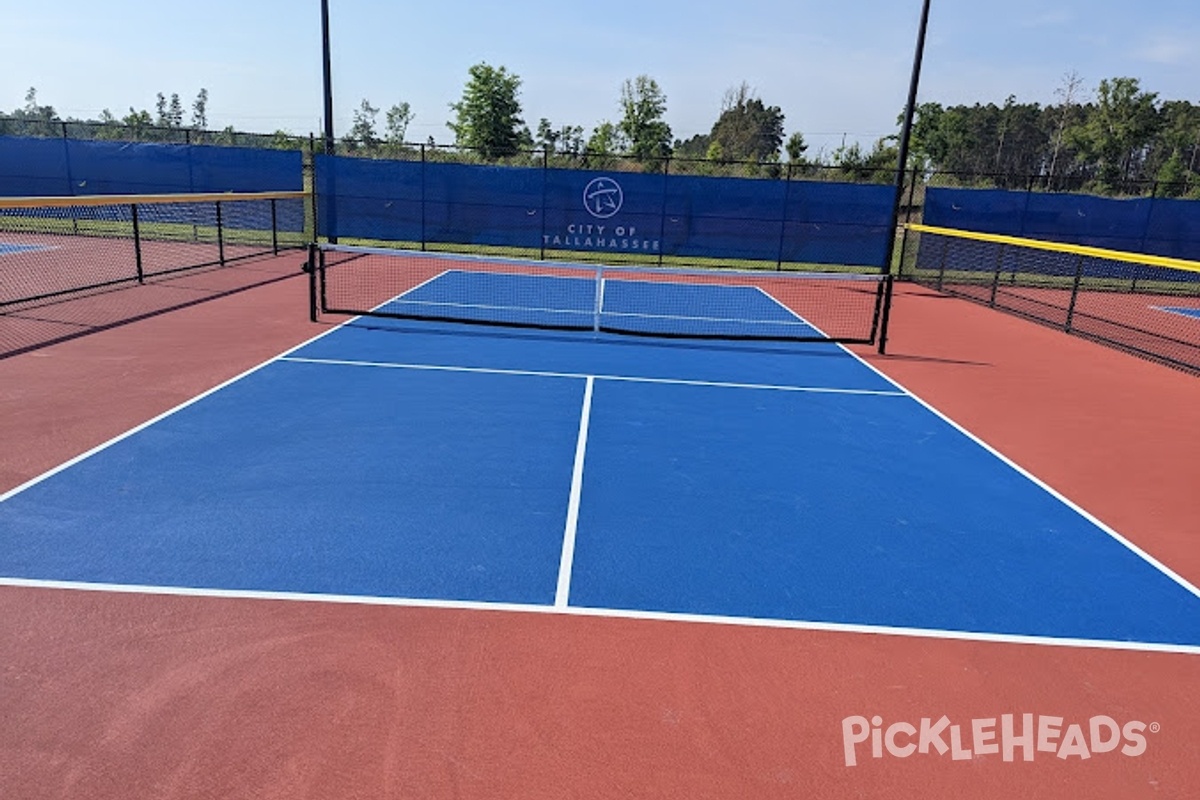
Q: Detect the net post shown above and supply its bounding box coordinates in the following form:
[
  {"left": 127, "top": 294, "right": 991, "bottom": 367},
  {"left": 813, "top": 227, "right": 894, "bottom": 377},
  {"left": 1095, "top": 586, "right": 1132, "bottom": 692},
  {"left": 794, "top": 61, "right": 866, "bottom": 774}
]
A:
[
  {"left": 592, "top": 262, "right": 603, "bottom": 333},
  {"left": 215, "top": 201, "right": 226, "bottom": 266},
  {"left": 988, "top": 242, "right": 1005, "bottom": 307},
  {"left": 877, "top": 274, "right": 895, "bottom": 354},
  {"left": 307, "top": 243, "right": 319, "bottom": 322},
  {"left": 271, "top": 198, "right": 279, "bottom": 254},
  {"left": 131, "top": 203, "right": 144, "bottom": 284},
  {"left": 318, "top": 247, "right": 328, "bottom": 313},
  {"left": 1064, "top": 253, "right": 1085, "bottom": 333},
  {"left": 935, "top": 232, "right": 949, "bottom": 291}
]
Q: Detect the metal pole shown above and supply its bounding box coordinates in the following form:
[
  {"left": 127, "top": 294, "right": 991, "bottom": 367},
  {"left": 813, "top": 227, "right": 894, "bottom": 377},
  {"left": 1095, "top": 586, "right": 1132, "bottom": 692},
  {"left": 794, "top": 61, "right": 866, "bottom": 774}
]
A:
[
  {"left": 320, "top": 0, "right": 335, "bottom": 158},
  {"left": 320, "top": 0, "right": 338, "bottom": 244},
  {"left": 880, "top": 0, "right": 932, "bottom": 276}
]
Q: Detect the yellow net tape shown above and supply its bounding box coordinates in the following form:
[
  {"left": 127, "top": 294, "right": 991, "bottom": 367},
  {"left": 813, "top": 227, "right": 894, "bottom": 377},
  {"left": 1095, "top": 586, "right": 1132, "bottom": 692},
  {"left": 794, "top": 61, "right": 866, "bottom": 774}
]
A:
[{"left": 907, "top": 222, "right": 1200, "bottom": 276}]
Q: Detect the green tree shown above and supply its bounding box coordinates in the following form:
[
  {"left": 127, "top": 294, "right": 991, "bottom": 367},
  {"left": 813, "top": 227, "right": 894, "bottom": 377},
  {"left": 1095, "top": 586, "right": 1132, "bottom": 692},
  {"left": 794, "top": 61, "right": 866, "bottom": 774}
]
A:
[
  {"left": 385, "top": 102, "right": 414, "bottom": 144},
  {"left": 1069, "top": 77, "right": 1160, "bottom": 191},
  {"left": 618, "top": 75, "right": 672, "bottom": 163},
  {"left": 121, "top": 108, "right": 154, "bottom": 139},
  {"left": 21, "top": 87, "right": 57, "bottom": 121},
  {"left": 167, "top": 93, "right": 184, "bottom": 127},
  {"left": 1145, "top": 100, "right": 1200, "bottom": 195},
  {"left": 583, "top": 120, "right": 625, "bottom": 168},
  {"left": 708, "top": 83, "right": 785, "bottom": 164},
  {"left": 785, "top": 132, "right": 809, "bottom": 163},
  {"left": 448, "top": 62, "right": 526, "bottom": 159},
  {"left": 1047, "top": 71, "right": 1086, "bottom": 185},
  {"left": 673, "top": 133, "right": 711, "bottom": 160},
  {"left": 345, "top": 98, "right": 380, "bottom": 149},
  {"left": 535, "top": 118, "right": 584, "bottom": 156},
  {"left": 191, "top": 88, "right": 209, "bottom": 129},
  {"left": 155, "top": 93, "right": 168, "bottom": 126},
  {"left": 833, "top": 136, "right": 898, "bottom": 182}
]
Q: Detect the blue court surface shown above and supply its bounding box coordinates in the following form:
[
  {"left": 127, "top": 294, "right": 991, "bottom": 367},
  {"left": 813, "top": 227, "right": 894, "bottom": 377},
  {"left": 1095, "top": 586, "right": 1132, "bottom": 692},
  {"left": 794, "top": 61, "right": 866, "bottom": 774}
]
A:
[
  {"left": 3, "top": 272, "right": 1200, "bottom": 650},
  {"left": 0, "top": 242, "right": 54, "bottom": 256},
  {"left": 379, "top": 267, "right": 829, "bottom": 338},
  {"left": 1155, "top": 305, "right": 1200, "bottom": 320}
]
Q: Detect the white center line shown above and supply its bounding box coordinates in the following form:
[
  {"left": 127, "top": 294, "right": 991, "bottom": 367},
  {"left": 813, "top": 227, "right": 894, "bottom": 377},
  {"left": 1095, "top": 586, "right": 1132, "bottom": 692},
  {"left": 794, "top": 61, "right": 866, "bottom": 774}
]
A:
[{"left": 555, "top": 375, "right": 594, "bottom": 608}]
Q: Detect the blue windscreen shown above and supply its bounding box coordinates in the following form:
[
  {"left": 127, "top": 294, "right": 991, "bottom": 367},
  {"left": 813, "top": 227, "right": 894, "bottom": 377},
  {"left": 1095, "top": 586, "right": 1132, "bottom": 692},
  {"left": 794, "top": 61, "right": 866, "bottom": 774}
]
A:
[
  {"left": 315, "top": 154, "right": 893, "bottom": 267},
  {"left": 0, "top": 136, "right": 302, "bottom": 196},
  {"left": 924, "top": 187, "right": 1200, "bottom": 261}
]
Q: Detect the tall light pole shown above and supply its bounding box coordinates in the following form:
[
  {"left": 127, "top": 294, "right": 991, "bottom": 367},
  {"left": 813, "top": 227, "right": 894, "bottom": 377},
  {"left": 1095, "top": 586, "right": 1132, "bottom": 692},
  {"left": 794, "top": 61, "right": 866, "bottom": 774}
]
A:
[
  {"left": 320, "top": 0, "right": 335, "bottom": 156},
  {"left": 881, "top": 0, "right": 932, "bottom": 275}
]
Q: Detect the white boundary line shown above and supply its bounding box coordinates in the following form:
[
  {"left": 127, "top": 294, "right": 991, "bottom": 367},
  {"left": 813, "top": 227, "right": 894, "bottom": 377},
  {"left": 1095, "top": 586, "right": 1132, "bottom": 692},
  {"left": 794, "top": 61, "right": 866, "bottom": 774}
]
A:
[
  {"left": 5, "top": 269, "right": 1196, "bottom": 647},
  {"left": 277, "top": 356, "right": 908, "bottom": 397},
  {"left": 556, "top": 376, "right": 594, "bottom": 608},
  {"left": 762, "top": 293, "right": 1200, "bottom": 603},
  {"left": 1, "top": 576, "right": 1197, "bottom": 655}
]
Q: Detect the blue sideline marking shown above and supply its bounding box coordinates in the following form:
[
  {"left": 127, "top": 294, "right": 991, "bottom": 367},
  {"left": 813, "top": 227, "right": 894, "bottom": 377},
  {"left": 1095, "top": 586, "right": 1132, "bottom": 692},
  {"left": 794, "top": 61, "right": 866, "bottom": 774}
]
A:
[
  {"left": 1154, "top": 305, "right": 1200, "bottom": 320},
  {"left": 0, "top": 242, "right": 54, "bottom": 256}
]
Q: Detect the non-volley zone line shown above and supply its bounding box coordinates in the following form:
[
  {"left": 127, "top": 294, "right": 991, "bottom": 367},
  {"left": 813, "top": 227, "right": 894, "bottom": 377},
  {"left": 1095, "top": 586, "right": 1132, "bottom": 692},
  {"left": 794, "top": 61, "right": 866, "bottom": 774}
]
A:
[
  {"left": 3, "top": 576, "right": 1199, "bottom": 656},
  {"left": 276, "top": 355, "right": 910, "bottom": 397}
]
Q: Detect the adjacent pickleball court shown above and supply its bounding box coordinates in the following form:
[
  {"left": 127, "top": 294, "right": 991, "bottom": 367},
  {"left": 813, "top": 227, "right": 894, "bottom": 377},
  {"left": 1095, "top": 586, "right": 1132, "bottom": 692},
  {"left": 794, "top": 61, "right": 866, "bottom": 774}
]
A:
[{"left": 2, "top": 250, "right": 1198, "bottom": 651}]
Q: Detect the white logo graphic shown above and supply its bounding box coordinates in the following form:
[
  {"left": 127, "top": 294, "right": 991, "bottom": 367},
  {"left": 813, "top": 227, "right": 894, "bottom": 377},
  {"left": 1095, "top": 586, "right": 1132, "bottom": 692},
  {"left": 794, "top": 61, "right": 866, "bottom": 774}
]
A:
[
  {"left": 841, "top": 714, "right": 1157, "bottom": 767},
  {"left": 583, "top": 177, "right": 623, "bottom": 219}
]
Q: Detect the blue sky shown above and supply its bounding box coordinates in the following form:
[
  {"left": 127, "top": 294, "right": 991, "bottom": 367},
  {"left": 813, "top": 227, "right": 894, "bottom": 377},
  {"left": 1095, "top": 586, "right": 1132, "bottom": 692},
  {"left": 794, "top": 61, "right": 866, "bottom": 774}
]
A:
[{"left": 3, "top": 0, "right": 1198, "bottom": 156}]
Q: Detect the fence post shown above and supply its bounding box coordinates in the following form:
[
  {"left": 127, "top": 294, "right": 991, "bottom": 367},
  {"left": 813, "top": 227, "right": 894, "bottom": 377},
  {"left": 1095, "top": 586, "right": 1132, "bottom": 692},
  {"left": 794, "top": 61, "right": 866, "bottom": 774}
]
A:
[
  {"left": 540, "top": 147, "right": 548, "bottom": 260},
  {"left": 657, "top": 155, "right": 670, "bottom": 267},
  {"left": 420, "top": 143, "right": 427, "bottom": 251},
  {"left": 776, "top": 162, "right": 793, "bottom": 271}
]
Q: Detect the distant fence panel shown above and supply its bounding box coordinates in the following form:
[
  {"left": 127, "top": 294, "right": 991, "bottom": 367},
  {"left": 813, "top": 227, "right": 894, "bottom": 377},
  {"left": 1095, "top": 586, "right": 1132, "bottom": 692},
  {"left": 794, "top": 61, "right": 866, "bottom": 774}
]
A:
[
  {"left": 924, "top": 186, "right": 1200, "bottom": 262},
  {"left": 0, "top": 136, "right": 303, "bottom": 197}
]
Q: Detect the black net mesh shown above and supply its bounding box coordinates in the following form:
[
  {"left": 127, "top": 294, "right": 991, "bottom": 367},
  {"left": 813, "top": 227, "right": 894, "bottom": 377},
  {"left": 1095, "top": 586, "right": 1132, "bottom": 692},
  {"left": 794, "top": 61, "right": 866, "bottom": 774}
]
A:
[
  {"left": 0, "top": 192, "right": 308, "bottom": 357},
  {"left": 901, "top": 226, "right": 1200, "bottom": 373},
  {"left": 315, "top": 244, "right": 889, "bottom": 344}
]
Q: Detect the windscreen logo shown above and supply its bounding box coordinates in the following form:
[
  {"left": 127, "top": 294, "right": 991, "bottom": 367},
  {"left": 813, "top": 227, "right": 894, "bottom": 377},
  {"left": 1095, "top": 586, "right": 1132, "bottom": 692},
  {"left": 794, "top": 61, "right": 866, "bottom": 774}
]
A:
[
  {"left": 841, "top": 714, "right": 1157, "bottom": 767},
  {"left": 583, "top": 177, "right": 623, "bottom": 218}
]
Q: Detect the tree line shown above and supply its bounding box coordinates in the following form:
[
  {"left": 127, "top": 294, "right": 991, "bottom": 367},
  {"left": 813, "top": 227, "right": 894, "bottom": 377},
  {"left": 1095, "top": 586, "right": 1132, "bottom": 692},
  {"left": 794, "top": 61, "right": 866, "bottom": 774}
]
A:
[{"left": 6, "top": 70, "right": 1200, "bottom": 196}]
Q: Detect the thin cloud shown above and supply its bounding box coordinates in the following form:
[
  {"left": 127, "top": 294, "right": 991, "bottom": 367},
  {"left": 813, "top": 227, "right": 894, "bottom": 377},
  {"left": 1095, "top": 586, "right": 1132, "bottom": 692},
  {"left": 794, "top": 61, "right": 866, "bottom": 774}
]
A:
[
  {"left": 1132, "top": 34, "right": 1196, "bottom": 66},
  {"left": 1020, "top": 11, "right": 1075, "bottom": 28}
]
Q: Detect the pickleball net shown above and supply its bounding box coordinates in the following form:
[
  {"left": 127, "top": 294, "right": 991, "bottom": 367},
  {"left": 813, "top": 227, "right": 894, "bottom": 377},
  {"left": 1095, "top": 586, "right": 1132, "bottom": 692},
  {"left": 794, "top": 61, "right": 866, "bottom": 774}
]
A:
[
  {"left": 903, "top": 223, "right": 1200, "bottom": 373},
  {"left": 0, "top": 191, "right": 308, "bottom": 309},
  {"left": 309, "top": 243, "right": 893, "bottom": 347}
]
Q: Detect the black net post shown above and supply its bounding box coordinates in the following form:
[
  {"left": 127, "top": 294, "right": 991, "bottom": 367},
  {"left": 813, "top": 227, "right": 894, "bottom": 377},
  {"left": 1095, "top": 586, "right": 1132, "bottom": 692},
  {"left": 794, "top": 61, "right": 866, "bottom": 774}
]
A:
[
  {"left": 988, "top": 242, "right": 1005, "bottom": 307},
  {"left": 1064, "top": 253, "right": 1085, "bottom": 333},
  {"left": 877, "top": 274, "right": 895, "bottom": 354},
  {"left": 132, "top": 203, "right": 144, "bottom": 284},
  {"left": 271, "top": 198, "right": 279, "bottom": 254},
  {"left": 215, "top": 201, "right": 225, "bottom": 266},
  {"left": 935, "top": 234, "right": 948, "bottom": 291},
  {"left": 307, "top": 243, "right": 319, "bottom": 321}
]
